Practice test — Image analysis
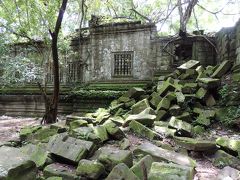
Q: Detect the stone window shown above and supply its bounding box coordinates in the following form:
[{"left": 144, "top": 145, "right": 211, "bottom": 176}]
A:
[{"left": 113, "top": 51, "right": 133, "bottom": 77}]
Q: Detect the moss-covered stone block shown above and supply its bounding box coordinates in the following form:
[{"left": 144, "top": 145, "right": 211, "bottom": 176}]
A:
[
  {"left": 93, "top": 125, "right": 109, "bottom": 142},
  {"left": 174, "top": 136, "right": 217, "bottom": 152},
  {"left": 76, "top": 159, "right": 105, "bottom": 179},
  {"left": 43, "top": 163, "right": 78, "bottom": 180},
  {"left": 103, "top": 120, "right": 125, "bottom": 140},
  {"left": 156, "top": 97, "right": 171, "bottom": 111},
  {"left": 216, "top": 137, "right": 240, "bottom": 157},
  {"left": 148, "top": 162, "right": 195, "bottom": 180},
  {"left": 47, "top": 134, "right": 95, "bottom": 164},
  {"left": 129, "top": 120, "right": 161, "bottom": 140},
  {"left": 168, "top": 117, "right": 193, "bottom": 136},
  {"left": 106, "top": 163, "right": 139, "bottom": 180},
  {"left": 98, "top": 148, "right": 133, "bottom": 172},
  {"left": 69, "top": 120, "right": 88, "bottom": 130},
  {"left": 134, "top": 142, "right": 196, "bottom": 167},
  {"left": 131, "top": 155, "right": 153, "bottom": 180},
  {"left": 0, "top": 146, "right": 37, "bottom": 180},
  {"left": 177, "top": 60, "right": 200, "bottom": 70},
  {"left": 131, "top": 98, "right": 150, "bottom": 114},
  {"left": 211, "top": 60, "right": 232, "bottom": 78}
]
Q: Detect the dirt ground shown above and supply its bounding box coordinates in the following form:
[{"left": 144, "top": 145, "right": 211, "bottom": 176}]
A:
[
  {"left": 0, "top": 116, "right": 220, "bottom": 179},
  {"left": 0, "top": 116, "right": 39, "bottom": 142}
]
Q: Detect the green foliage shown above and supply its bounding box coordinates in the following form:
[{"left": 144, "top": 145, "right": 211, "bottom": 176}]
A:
[
  {"left": 70, "top": 89, "right": 125, "bottom": 99},
  {"left": 218, "top": 106, "right": 240, "bottom": 127},
  {"left": 0, "top": 53, "right": 43, "bottom": 86}
]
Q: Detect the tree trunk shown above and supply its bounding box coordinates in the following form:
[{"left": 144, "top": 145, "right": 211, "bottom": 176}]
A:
[{"left": 41, "top": 0, "right": 68, "bottom": 124}]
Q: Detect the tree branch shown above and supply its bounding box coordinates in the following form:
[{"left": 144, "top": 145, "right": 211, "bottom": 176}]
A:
[{"left": 130, "top": 8, "right": 152, "bottom": 22}]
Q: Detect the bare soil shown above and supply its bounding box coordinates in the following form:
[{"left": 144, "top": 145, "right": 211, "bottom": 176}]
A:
[{"left": 0, "top": 116, "right": 39, "bottom": 142}]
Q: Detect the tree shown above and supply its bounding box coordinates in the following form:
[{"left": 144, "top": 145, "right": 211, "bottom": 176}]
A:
[{"left": 40, "top": 0, "right": 68, "bottom": 124}]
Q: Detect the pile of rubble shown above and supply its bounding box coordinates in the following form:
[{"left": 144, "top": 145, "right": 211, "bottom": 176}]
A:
[{"left": 1, "top": 60, "right": 240, "bottom": 179}]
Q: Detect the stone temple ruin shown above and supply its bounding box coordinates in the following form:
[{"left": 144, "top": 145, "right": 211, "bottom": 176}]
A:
[
  {"left": 0, "top": 19, "right": 240, "bottom": 116},
  {"left": 52, "top": 21, "right": 217, "bottom": 84}
]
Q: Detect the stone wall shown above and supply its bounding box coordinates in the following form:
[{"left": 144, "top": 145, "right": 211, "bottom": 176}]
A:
[
  {"left": 70, "top": 22, "right": 216, "bottom": 83},
  {"left": 0, "top": 95, "right": 111, "bottom": 117},
  {"left": 216, "top": 19, "right": 240, "bottom": 64},
  {"left": 71, "top": 21, "right": 157, "bottom": 82}
]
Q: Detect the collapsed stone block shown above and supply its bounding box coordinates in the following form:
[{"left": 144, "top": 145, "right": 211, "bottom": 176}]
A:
[
  {"left": 106, "top": 163, "right": 139, "bottom": 180},
  {"left": 131, "top": 155, "right": 153, "bottom": 180},
  {"left": 131, "top": 98, "right": 150, "bottom": 114},
  {"left": 169, "top": 116, "right": 193, "bottom": 136},
  {"left": 127, "top": 87, "right": 145, "bottom": 99},
  {"left": 103, "top": 120, "right": 125, "bottom": 140},
  {"left": 76, "top": 159, "right": 105, "bottom": 179},
  {"left": 174, "top": 136, "right": 217, "bottom": 152},
  {"left": 216, "top": 137, "right": 240, "bottom": 157},
  {"left": 98, "top": 148, "right": 133, "bottom": 171},
  {"left": 47, "top": 134, "right": 95, "bottom": 164},
  {"left": 133, "top": 142, "right": 196, "bottom": 167},
  {"left": 129, "top": 120, "right": 161, "bottom": 140},
  {"left": 43, "top": 163, "right": 78, "bottom": 180},
  {"left": 177, "top": 60, "right": 200, "bottom": 70},
  {"left": 211, "top": 60, "right": 232, "bottom": 78},
  {"left": 0, "top": 146, "right": 37, "bottom": 180},
  {"left": 148, "top": 162, "right": 195, "bottom": 180}
]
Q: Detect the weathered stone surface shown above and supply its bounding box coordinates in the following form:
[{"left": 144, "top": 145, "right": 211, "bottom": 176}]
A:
[
  {"left": 169, "top": 105, "right": 182, "bottom": 116},
  {"left": 176, "top": 112, "right": 192, "bottom": 123},
  {"left": 174, "top": 137, "right": 217, "bottom": 152},
  {"left": 168, "top": 117, "right": 193, "bottom": 136},
  {"left": 46, "top": 177, "right": 63, "bottom": 180},
  {"left": 21, "top": 143, "right": 50, "bottom": 168},
  {"left": 20, "top": 126, "right": 58, "bottom": 143},
  {"left": 212, "top": 150, "right": 240, "bottom": 169},
  {"left": 134, "top": 142, "right": 196, "bottom": 167},
  {"left": 131, "top": 98, "right": 150, "bottom": 114},
  {"left": 69, "top": 120, "right": 88, "bottom": 130},
  {"left": 94, "top": 108, "right": 110, "bottom": 124},
  {"left": 103, "top": 120, "right": 125, "bottom": 140},
  {"left": 155, "top": 110, "right": 167, "bottom": 121},
  {"left": 157, "top": 81, "right": 175, "bottom": 97},
  {"left": 154, "top": 126, "right": 176, "bottom": 138},
  {"left": 98, "top": 148, "right": 133, "bottom": 171},
  {"left": 127, "top": 87, "right": 145, "bottom": 99},
  {"left": 131, "top": 155, "right": 153, "bottom": 180},
  {"left": 106, "top": 163, "right": 139, "bottom": 180},
  {"left": 216, "top": 137, "right": 240, "bottom": 157},
  {"left": 148, "top": 162, "right": 195, "bottom": 180},
  {"left": 0, "top": 146, "right": 37, "bottom": 180},
  {"left": 156, "top": 97, "right": 171, "bottom": 111},
  {"left": 177, "top": 60, "right": 200, "bottom": 70},
  {"left": 125, "top": 111, "right": 156, "bottom": 127},
  {"left": 196, "top": 87, "right": 207, "bottom": 99},
  {"left": 120, "top": 138, "right": 131, "bottom": 150},
  {"left": 43, "top": 163, "right": 78, "bottom": 180},
  {"left": 47, "top": 134, "right": 95, "bottom": 164},
  {"left": 93, "top": 125, "right": 109, "bottom": 142},
  {"left": 217, "top": 166, "right": 240, "bottom": 180},
  {"left": 76, "top": 159, "right": 105, "bottom": 179},
  {"left": 66, "top": 115, "right": 95, "bottom": 125},
  {"left": 150, "top": 92, "right": 162, "bottom": 108},
  {"left": 198, "top": 78, "right": 220, "bottom": 89},
  {"left": 71, "top": 127, "right": 101, "bottom": 143},
  {"left": 19, "top": 125, "right": 42, "bottom": 141},
  {"left": 182, "top": 83, "right": 198, "bottom": 94},
  {"left": 129, "top": 120, "right": 162, "bottom": 140},
  {"left": 211, "top": 60, "right": 232, "bottom": 78}
]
